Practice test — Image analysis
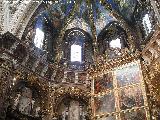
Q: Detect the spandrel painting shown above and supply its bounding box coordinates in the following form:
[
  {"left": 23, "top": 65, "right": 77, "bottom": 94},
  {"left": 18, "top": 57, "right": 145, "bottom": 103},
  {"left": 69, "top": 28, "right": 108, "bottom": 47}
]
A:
[
  {"left": 120, "top": 108, "right": 147, "bottom": 120},
  {"left": 95, "top": 72, "right": 113, "bottom": 94},
  {"left": 116, "top": 63, "right": 141, "bottom": 87},
  {"left": 95, "top": 92, "right": 115, "bottom": 114},
  {"left": 98, "top": 115, "right": 116, "bottom": 120},
  {"left": 119, "top": 86, "right": 144, "bottom": 110}
]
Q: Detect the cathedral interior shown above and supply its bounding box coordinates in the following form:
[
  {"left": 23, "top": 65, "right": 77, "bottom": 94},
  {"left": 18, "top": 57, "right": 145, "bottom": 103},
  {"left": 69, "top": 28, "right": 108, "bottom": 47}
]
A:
[{"left": 0, "top": 0, "right": 160, "bottom": 120}]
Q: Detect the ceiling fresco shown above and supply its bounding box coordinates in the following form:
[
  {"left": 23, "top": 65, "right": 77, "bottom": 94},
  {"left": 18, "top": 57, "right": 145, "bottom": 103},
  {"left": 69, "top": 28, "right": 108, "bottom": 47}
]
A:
[
  {"left": 93, "top": 0, "right": 117, "bottom": 35},
  {"left": 22, "top": 0, "right": 154, "bottom": 63},
  {"left": 23, "top": 0, "right": 137, "bottom": 39},
  {"left": 105, "top": 0, "right": 137, "bottom": 21},
  {"left": 65, "top": 0, "right": 92, "bottom": 35}
]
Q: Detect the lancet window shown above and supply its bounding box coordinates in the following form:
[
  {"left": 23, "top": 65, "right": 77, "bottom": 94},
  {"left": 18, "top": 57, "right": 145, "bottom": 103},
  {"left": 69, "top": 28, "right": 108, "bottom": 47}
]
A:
[
  {"left": 62, "top": 28, "right": 93, "bottom": 70},
  {"left": 97, "top": 22, "right": 128, "bottom": 58}
]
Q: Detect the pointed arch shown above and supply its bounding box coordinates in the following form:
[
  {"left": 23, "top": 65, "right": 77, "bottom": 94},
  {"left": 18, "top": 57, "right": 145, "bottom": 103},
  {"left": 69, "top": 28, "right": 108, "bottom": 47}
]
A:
[
  {"left": 62, "top": 28, "right": 94, "bottom": 70},
  {"left": 97, "top": 21, "right": 129, "bottom": 55},
  {"left": 11, "top": 0, "right": 43, "bottom": 38}
]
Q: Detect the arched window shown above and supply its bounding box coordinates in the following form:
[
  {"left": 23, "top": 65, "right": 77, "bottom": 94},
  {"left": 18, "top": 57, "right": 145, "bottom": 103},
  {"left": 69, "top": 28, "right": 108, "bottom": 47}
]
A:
[
  {"left": 134, "top": 5, "right": 156, "bottom": 47},
  {"left": 142, "top": 13, "right": 152, "bottom": 36},
  {"left": 97, "top": 22, "right": 128, "bottom": 58},
  {"left": 62, "top": 28, "right": 93, "bottom": 70},
  {"left": 109, "top": 38, "right": 121, "bottom": 49},
  {"left": 34, "top": 28, "right": 44, "bottom": 49},
  {"left": 70, "top": 44, "right": 82, "bottom": 62},
  {"left": 22, "top": 1, "right": 75, "bottom": 62}
]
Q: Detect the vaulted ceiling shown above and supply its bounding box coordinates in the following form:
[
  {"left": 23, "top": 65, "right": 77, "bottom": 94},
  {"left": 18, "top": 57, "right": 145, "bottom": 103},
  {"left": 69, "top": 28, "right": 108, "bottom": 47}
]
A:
[{"left": 0, "top": 0, "right": 138, "bottom": 37}]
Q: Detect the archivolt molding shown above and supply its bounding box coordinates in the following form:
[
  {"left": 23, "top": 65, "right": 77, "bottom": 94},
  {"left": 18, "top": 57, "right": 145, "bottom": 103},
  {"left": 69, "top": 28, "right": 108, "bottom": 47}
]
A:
[
  {"left": 0, "top": 0, "right": 6, "bottom": 33},
  {"left": 1, "top": 0, "right": 28, "bottom": 33},
  {"left": 9, "top": 0, "right": 32, "bottom": 33},
  {"left": 11, "top": 0, "right": 43, "bottom": 39}
]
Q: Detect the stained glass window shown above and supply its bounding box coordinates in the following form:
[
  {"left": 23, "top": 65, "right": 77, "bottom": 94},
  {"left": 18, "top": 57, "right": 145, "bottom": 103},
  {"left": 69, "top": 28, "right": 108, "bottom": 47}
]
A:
[
  {"left": 70, "top": 44, "right": 82, "bottom": 62},
  {"left": 142, "top": 14, "right": 152, "bottom": 36},
  {"left": 97, "top": 22, "right": 128, "bottom": 57},
  {"left": 109, "top": 38, "right": 121, "bottom": 48},
  {"left": 62, "top": 28, "right": 93, "bottom": 70},
  {"left": 34, "top": 28, "right": 44, "bottom": 49}
]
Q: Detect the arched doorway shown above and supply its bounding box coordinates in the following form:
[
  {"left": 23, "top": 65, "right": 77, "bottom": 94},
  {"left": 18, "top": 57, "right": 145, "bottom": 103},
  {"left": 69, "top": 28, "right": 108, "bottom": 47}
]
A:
[
  {"left": 57, "top": 96, "right": 89, "bottom": 120},
  {"left": 53, "top": 86, "right": 91, "bottom": 120},
  {"left": 5, "top": 80, "right": 47, "bottom": 120}
]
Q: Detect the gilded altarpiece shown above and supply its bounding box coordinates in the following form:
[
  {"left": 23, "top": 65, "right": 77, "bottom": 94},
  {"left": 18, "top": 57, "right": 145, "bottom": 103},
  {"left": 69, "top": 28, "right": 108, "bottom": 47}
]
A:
[{"left": 93, "top": 60, "right": 150, "bottom": 120}]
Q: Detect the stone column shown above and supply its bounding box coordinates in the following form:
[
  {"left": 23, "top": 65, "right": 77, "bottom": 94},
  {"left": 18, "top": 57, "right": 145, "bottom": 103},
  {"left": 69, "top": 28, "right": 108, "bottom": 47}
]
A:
[
  {"left": 32, "top": 59, "right": 39, "bottom": 71},
  {"left": 22, "top": 54, "right": 29, "bottom": 66},
  {"left": 41, "top": 65, "right": 48, "bottom": 76}
]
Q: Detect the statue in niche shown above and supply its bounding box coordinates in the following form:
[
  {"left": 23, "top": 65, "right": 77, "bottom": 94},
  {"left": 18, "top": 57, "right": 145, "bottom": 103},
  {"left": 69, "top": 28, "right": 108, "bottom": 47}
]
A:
[
  {"left": 13, "top": 93, "right": 21, "bottom": 110},
  {"left": 12, "top": 86, "right": 41, "bottom": 117},
  {"left": 18, "top": 87, "right": 32, "bottom": 115},
  {"left": 62, "top": 107, "right": 68, "bottom": 120},
  {"left": 68, "top": 100, "right": 80, "bottom": 120},
  {"left": 58, "top": 99, "right": 88, "bottom": 120}
]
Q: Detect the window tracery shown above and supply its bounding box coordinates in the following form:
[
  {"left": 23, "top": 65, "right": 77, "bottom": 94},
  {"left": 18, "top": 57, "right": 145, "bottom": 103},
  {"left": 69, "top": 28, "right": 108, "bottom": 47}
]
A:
[{"left": 134, "top": 3, "right": 156, "bottom": 47}]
